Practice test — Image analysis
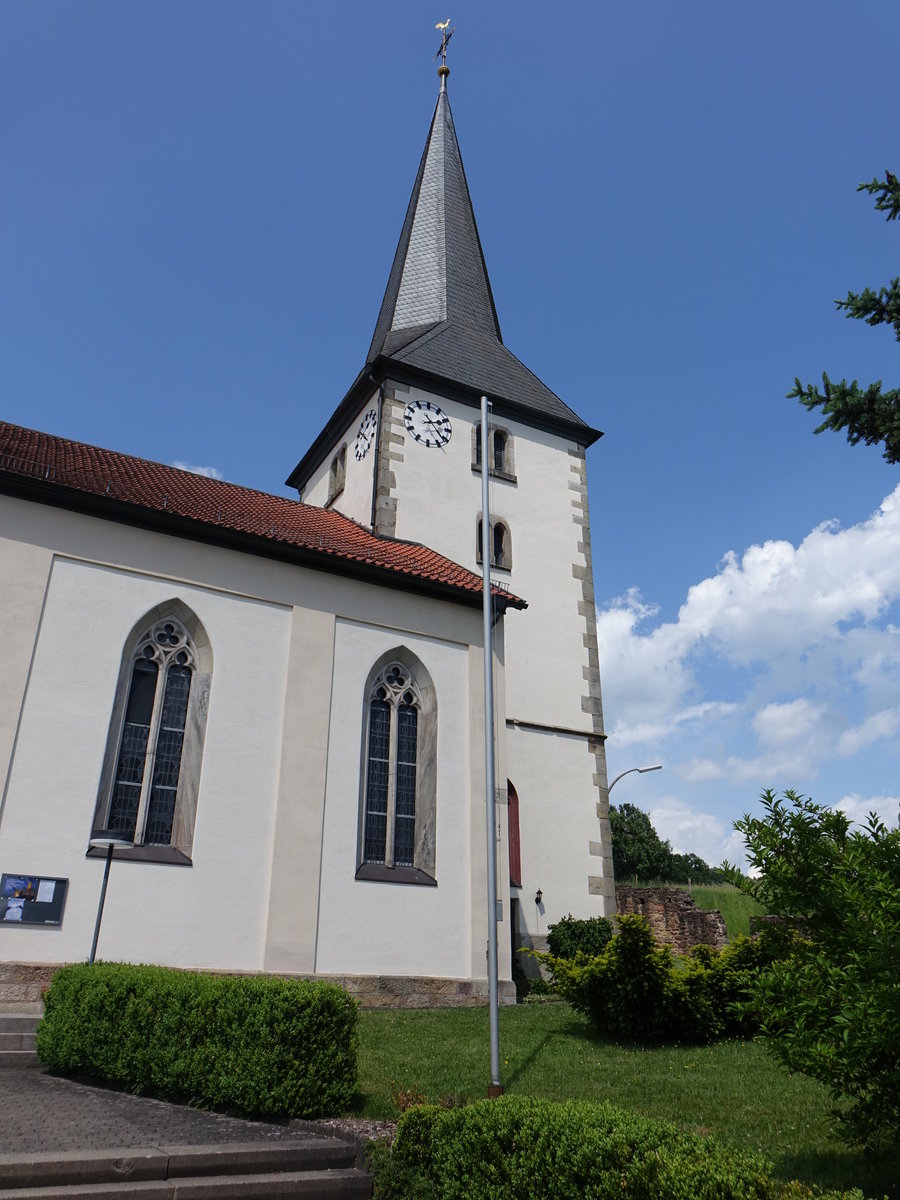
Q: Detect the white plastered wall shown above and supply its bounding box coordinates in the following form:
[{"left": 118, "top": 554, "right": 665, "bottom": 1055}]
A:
[
  {"left": 506, "top": 726, "right": 602, "bottom": 928},
  {"left": 315, "top": 618, "right": 472, "bottom": 978},
  {"left": 0, "top": 494, "right": 512, "bottom": 981},
  {"left": 299, "top": 390, "right": 380, "bottom": 526},
  {"left": 386, "top": 385, "right": 589, "bottom": 732},
  {"left": 382, "top": 382, "right": 610, "bottom": 927},
  {"left": 0, "top": 554, "right": 290, "bottom": 970}
]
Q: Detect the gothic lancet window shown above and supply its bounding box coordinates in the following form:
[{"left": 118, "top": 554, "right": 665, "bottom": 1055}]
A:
[
  {"left": 93, "top": 604, "right": 212, "bottom": 864},
  {"left": 107, "top": 620, "right": 193, "bottom": 844},
  {"left": 357, "top": 650, "right": 437, "bottom": 885}
]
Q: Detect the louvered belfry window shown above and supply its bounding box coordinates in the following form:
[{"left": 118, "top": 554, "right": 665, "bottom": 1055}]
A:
[
  {"left": 108, "top": 619, "right": 194, "bottom": 845},
  {"left": 363, "top": 663, "right": 420, "bottom": 866}
]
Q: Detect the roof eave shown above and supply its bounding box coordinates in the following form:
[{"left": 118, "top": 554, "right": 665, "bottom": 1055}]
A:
[
  {"left": 0, "top": 471, "right": 526, "bottom": 615},
  {"left": 285, "top": 355, "right": 602, "bottom": 493}
]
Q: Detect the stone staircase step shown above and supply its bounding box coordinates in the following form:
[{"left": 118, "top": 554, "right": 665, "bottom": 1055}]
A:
[
  {"left": 0, "top": 1003, "right": 43, "bottom": 1016},
  {"left": 0, "top": 1049, "right": 40, "bottom": 1069},
  {"left": 0, "top": 1169, "right": 371, "bottom": 1198},
  {"left": 0, "top": 1141, "right": 371, "bottom": 1198},
  {"left": 0, "top": 1015, "right": 41, "bottom": 1067},
  {"left": 0, "top": 1032, "right": 37, "bottom": 1051},
  {"left": 0, "top": 1016, "right": 40, "bottom": 1033}
]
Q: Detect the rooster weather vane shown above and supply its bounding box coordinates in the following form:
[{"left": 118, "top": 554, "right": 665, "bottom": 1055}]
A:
[{"left": 434, "top": 19, "right": 455, "bottom": 67}]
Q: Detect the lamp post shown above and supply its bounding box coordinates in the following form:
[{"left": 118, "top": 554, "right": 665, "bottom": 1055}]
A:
[
  {"left": 87, "top": 834, "right": 132, "bottom": 964},
  {"left": 608, "top": 764, "right": 662, "bottom": 793}
]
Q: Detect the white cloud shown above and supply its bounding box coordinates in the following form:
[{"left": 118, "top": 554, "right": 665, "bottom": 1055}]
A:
[
  {"left": 751, "top": 698, "right": 828, "bottom": 747},
  {"left": 596, "top": 487, "right": 900, "bottom": 862},
  {"left": 649, "top": 798, "right": 747, "bottom": 867},
  {"left": 171, "top": 460, "right": 225, "bottom": 480},
  {"left": 835, "top": 792, "right": 900, "bottom": 830},
  {"left": 836, "top": 707, "right": 900, "bottom": 756},
  {"left": 597, "top": 485, "right": 900, "bottom": 764}
]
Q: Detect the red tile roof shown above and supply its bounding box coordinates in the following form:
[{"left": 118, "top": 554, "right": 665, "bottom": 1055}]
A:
[{"left": 0, "top": 421, "right": 525, "bottom": 610}]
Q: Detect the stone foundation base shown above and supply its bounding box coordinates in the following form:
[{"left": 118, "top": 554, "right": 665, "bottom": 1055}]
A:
[
  {"left": 315, "top": 974, "right": 517, "bottom": 1009},
  {"left": 0, "top": 963, "right": 516, "bottom": 1010},
  {"left": 0, "top": 962, "right": 59, "bottom": 1008}
]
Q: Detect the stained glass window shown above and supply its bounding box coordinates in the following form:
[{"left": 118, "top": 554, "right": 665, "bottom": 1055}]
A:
[
  {"left": 364, "top": 698, "right": 391, "bottom": 862},
  {"left": 107, "top": 620, "right": 195, "bottom": 846},
  {"left": 363, "top": 662, "right": 420, "bottom": 868}
]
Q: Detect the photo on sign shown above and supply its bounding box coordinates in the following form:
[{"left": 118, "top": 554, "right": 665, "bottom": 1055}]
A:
[
  {"left": 0, "top": 876, "right": 37, "bottom": 902},
  {"left": 1, "top": 899, "right": 25, "bottom": 923}
]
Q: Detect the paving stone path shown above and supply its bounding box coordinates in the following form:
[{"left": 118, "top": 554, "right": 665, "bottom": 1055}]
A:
[{"left": 0, "top": 1069, "right": 311, "bottom": 1156}]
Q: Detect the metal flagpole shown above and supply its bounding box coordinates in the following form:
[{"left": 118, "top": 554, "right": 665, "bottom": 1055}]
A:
[{"left": 480, "top": 394, "right": 502, "bottom": 1097}]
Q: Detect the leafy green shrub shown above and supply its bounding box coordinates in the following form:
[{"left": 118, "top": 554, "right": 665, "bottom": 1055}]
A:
[
  {"left": 36, "top": 962, "right": 357, "bottom": 1118},
  {"left": 543, "top": 914, "right": 776, "bottom": 1044},
  {"left": 370, "top": 1095, "right": 868, "bottom": 1200},
  {"left": 729, "top": 789, "right": 900, "bottom": 1148},
  {"left": 546, "top": 912, "right": 613, "bottom": 959}
]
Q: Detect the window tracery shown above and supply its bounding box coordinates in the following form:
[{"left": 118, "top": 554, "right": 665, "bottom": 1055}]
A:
[
  {"left": 357, "top": 649, "right": 437, "bottom": 885},
  {"left": 93, "top": 602, "right": 211, "bottom": 864},
  {"left": 363, "top": 662, "right": 421, "bottom": 867},
  {"left": 107, "top": 620, "right": 195, "bottom": 846}
]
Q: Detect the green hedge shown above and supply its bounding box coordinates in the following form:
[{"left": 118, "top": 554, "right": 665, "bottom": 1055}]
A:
[
  {"left": 370, "top": 1096, "right": 869, "bottom": 1200},
  {"left": 546, "top": 913, "right": 614, "bottom": 959},
  {"left": 36, "top": 962, "right": 357, "bottom": 1118},
  {"left": 544, "top": 913, "right": 780, "bottom": 1043}
]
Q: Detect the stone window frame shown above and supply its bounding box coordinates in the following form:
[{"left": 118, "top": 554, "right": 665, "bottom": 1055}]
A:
[
  {"left": 89, "top": 600, "right": 212, "bottom": 866},
  {"left": 475, "top": 516, "right": 512, "bottom": 572},
  {"left": 355, "top": 647, "right": 437, "bottom": 887},
  {"left": 327, "top": 444, "right": 347, "bottom": 505},
  {"left": 471, "top": 423, "right": 516, "bottom": 484}
]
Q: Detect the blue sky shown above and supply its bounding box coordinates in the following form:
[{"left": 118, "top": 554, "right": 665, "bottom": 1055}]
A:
[{"left": 4, "top": 2, "right": 899, "bottom": 866}]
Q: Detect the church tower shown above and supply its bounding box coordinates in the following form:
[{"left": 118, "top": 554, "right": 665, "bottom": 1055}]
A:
[{"left": 287, "top": 62, "right": 615, "bottom": 951}]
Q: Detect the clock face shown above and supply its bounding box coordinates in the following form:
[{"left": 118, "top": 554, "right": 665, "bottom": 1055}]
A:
[
  {"left": 404, "top": 400, "right": 452, "bottom": 448},
  {"left": 354, "top": 409, "right": 378, "bottom": 460}
]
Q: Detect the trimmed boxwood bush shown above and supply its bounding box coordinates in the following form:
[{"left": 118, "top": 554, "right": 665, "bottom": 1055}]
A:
[
  {"left": 546, "top": 913, "right": 614, "bottom": 959},
  {"left": 36, "top": 962, "right": 357, "bottom": 1118},
  {"left": 544, "top": 913, "right": 781, "bottom": 1044},
  {"left": 370, "top": 1096, "right": 868, "bottom": 1200}
]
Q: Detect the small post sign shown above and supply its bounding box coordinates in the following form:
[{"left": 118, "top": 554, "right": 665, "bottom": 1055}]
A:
[{"left": 0, "top": 874, "right": 68, "bottom": 927}]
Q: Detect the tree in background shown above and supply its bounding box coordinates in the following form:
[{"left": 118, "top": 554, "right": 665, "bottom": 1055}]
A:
[
  {"left": 609, "top": 804, "right": 724, "bottom": 883},
  {"left": 789, "top": 172, "right": 900, "bottom": 462},
  {"left": 668, "top": 851, "right": 726, "bottom": 885},
  {"left": 609, "top": 803, "right": 673, "bottom": 881},
  {"left": 726, "top": 789, "right": 900, "bottom": 1148}
]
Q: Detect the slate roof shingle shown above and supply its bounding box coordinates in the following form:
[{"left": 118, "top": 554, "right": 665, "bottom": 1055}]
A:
[
  {"left": 286, "top": 75, "right": 600, "bottom": 492},
  {"left": 0, "top": 420, "right": 525, "bottom": 610},
  {"left": 367, "top": 80, "right": 595, "bottom": 433}
]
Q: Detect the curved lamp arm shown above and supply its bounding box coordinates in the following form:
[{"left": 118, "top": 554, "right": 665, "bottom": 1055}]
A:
[{"left": 608, "top": 764, "right": 662, "bottom": 793}]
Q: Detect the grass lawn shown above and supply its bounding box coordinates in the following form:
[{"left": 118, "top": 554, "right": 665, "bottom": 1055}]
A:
[
  {"left": 689, "top": 883, "right": 766, "bottom": 937},
  {"left": 356, "top": 1002, "right": 897, "bottom": 1199}
]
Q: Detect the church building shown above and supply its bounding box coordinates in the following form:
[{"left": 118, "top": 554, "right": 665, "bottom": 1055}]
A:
[{"left": 0, "top": 62, "right": 613, "bottom": 1003}]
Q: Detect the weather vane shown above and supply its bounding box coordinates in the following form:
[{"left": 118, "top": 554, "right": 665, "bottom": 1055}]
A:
[{"left": 434, "top": 19, "right": 455, "bottom": 69}]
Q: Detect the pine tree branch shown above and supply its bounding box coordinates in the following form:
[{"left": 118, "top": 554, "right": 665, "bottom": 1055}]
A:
[
  {"left": 836, "top": 278, "right": 900, "bottom": 340},
  {"left": 857, "top": 171, "right": 900, "bottom": 221},
  {"left": 788, "top": 373, "right": 900, "bottom": 463}
]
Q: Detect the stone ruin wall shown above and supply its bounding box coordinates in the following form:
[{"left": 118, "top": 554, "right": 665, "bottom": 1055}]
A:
[{"left": 615, "top": 885, "right": 728, "bottom": 953}]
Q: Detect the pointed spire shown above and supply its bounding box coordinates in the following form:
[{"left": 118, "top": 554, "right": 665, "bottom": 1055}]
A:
[
  {"left": 364, "top": 67, "right": 596, "bottom": 435},
  {"left": 368, "top": 74, "right": 501, "bottom": 363}
]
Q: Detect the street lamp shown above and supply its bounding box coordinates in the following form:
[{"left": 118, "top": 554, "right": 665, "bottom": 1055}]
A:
[
  {"left": 87, "top": 833, "right": 132, "bottom": 964},
  {"left": 608, "top": 764, "right": 662, "bottom": 793}
]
